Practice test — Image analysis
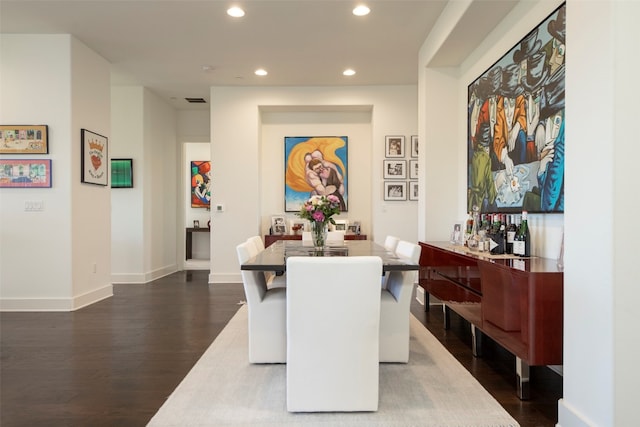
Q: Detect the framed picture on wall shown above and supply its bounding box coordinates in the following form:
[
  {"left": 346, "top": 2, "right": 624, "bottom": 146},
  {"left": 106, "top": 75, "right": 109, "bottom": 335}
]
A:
[
  {"left": 409, "top": 160, "right": 418, "bottom": 179},
  {"left": 409, "top": 181, "right": 419, "bottom": 201},
  {"left": 385, "top": 135, "right": 405, "bottom": 158},
  {"left": 81, "top": 128, "right": 108, "bottom": 186},
  {"left": 284, "top": 136, "right": 348, "bottom": 212},
  {"left": 383, "top": 160, "right": 406, "bottom": 179},
  {"left": 0, "top": 125, "right": 49, "bottom": 154},
  {"left": 410, "top": 135, "right": 418, "bottom": 158},
  {"left": 467, "top": 3, "right": 565, "bottom": 214},
  {"left": 0, "top": 159, "right": 52, "bottom": 188},
  {"left": 191, "top": 161, "right": 211, "bottom": 208},
  {"left": 384, "top": 181, "right": 406, "bottom": 201},
  {"left": 111, "top": 158, "right": 133, "bottom": 188}
]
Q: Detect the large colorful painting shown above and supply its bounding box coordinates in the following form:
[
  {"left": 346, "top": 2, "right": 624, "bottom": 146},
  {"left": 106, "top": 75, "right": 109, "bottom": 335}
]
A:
[
  {"left": 191, "top": 161, "right": 211, "bottom": 208},
  {"left": 284, "top": 136, "right": 348, "bottom": 212},
  {"left": 467, "top": 3, "right": 565, "bottom": 214}
]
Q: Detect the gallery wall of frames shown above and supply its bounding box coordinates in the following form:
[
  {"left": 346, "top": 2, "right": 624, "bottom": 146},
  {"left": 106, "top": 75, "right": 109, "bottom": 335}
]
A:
[{"left": 383, "top": 135, "right": 418, "bottom": 202}]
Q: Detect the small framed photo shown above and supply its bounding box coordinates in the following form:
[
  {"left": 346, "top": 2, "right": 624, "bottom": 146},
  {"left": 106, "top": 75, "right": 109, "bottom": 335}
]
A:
[
  {"left": 409, "top": 160, "right": 418, "bottom": 179},
  {"left": 331, "top": 219, "right": 349, "bottom": 232},
  {"left": 193, "top": 220, "right": 200, "bottom": 228},
  {"left": 111, "top": 158, "right": 133, "bottom": 188},
  {"left": 289, "top": 219, "right": 306, "bottom": 235},
  {"left": 409, "top": 181, "right": 419, "bottom": 201},
  {"left": 0, "top": 125, "right": 48, "bottom": 154},
  {"left": 271, "top": 215, "right": 287, "bottom": 235},
  {"left": 0, "top": 159, "right": 52, "bottom": 188},
  {"left": 451, "top": 223, "right": 463, "bottom": 244},
  {"left": 410, "top": 135, "right": 418, "bottom": 158},
  {"left": 383, "top": 160, "right": 406, "bottom": 179},
  {"left": 347, "top": 222, "right": 361, "bottom": 235},
  {"left": 385, "top": 135, "right": 405, "bottom": 158},
  {"left": 384, "top": 181, "right": 407, "bottom": 201},
  {"left": 81, "top": 128, "right": 108, "bottom": 186}
]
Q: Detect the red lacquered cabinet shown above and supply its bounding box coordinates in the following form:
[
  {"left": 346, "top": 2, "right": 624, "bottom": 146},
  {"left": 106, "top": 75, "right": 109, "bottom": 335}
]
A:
[{"left": 419, "top": 241, "right": 563, "bottom": 399}]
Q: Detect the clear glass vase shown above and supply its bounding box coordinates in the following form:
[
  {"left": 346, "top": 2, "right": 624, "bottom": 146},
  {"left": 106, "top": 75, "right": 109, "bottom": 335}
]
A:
[{"left": 310, "top": 221, "right": 328, "bottom": 249}]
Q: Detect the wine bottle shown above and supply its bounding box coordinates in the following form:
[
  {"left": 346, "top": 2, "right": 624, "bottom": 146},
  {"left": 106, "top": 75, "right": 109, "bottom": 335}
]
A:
[
  {"left": 506, "top": 214, "right": 517, "bottom": 254},
  {"left": 513, "top": 211, "right": 531, "bottom": 257}
]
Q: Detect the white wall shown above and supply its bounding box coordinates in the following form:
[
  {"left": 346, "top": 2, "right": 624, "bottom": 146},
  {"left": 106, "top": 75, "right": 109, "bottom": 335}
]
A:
[
  {"left": 0, "top": 34, "right": 112, "bottom": 310},
  {"left": 144, "top": 89, "right": 178, "bottom": 279},
  {"left": 209, "top": 86, "right": 417, "bottom": 283},
  {"left": 419, "top": 0, "right": 640, "bottom": 426},
  {"left": 111, "top": 87, "right": 145, "bottom": 282},
  {"left": 110, "top": 87, "right": 179, "bottom": 283}
]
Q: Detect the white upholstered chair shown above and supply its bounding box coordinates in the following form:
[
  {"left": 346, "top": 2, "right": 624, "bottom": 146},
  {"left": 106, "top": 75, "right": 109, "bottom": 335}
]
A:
[
  {"left": 286, "top": 256, "right": 382, "bottom": 412},
  {"left": 383, "top": 235, "right": 400, "bottom": 252},
  {"left": 326, "top": 230, "right": 345, "bottom": 243},
  {"left": 395, "top": 240, "right": 422, "bottom": 264},
  {"left": 379, "top": 241, "right": 421, "bottom": 363},
  {"left": 247, "top": 235, "right": 286, "bottom": 288},
  {"left": 236, "top": 241, "right": 287, "bottom": 363}
]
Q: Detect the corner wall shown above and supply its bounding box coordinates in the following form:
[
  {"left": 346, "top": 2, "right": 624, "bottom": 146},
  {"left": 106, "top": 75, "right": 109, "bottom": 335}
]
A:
[{"left": 0, "top": 34, "right": 112, "bottom": 310}]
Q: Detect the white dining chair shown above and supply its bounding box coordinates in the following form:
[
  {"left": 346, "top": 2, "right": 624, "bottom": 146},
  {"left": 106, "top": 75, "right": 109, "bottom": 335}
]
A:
[
  {"left": 395, "top": 240, "right": 421, "bottom": 263},
  {"left": 326, "top": 230, "right": 345, "bottom": 243},
  {"left": 236, "top": 241, "right": 287, "bottom": 363},
  {"left": 301, "top": 231, "right": 312, "bottom": 244},
  {"left": 286, "top": 256, "right": 382, "bottom": 412},
  {"left": 379, "top": 241, "right": 421, "bottom": 362},
  {"left": 247, "top": 235, "right": 286, "bottom": 288},
  {"left": 383, "top": 235, "right": 400, "bottom": 252}
]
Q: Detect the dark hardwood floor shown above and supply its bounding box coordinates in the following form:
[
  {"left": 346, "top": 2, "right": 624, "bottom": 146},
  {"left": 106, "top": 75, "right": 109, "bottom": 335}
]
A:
[{"left": 0, "top": 271, "right": 562, "bottom": 426}]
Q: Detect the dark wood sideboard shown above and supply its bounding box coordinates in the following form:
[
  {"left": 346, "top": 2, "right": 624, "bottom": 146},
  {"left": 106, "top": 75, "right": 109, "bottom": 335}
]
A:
[
  {"left": 418, "top": 241, "right": 563, "bottom": 399},
  {"left": 264, "top": 234, "right": 367, "bottom": 248}
]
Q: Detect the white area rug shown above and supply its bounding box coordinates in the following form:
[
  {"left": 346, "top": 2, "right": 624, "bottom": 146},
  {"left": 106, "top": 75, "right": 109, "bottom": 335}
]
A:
[{"left": 148, "top": 305, "right": 519, "bottom": 427}]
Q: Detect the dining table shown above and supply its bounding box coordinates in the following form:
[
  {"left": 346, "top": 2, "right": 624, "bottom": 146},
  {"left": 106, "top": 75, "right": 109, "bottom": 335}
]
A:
[{"left": 240, "top": 239, "right": 419, "bottom": 272}]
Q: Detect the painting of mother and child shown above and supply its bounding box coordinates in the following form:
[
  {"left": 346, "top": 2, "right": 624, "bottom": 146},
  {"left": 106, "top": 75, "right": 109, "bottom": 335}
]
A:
[{"left": 284, "top": 136, "right": 348, "bottom": 212}]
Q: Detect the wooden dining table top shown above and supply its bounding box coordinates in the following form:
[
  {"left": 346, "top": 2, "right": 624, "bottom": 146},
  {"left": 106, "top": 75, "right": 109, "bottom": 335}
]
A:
[{"left": 240, "top": 240, "right": 419, "bottom": 272}]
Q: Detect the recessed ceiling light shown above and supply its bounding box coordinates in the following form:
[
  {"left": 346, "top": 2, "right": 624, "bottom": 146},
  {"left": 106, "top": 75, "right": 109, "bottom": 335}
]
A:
[
  {"left": 201, "top": 65, "right": 215, "bottom": 73},
  {"left": 227, "top": 6, "right": 245, "bottom": 18},
  {"left": 255, "top": 68, "right": 268, "bottom": 76},
  {"left": 343, "top": 69, "right": 356, "bottom": 76},
  {"left": 353, "top": 5, "right": 370, "bottom": 16}
]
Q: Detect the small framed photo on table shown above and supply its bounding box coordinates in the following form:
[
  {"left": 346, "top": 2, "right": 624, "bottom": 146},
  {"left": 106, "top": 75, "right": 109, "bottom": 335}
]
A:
[
  {"left": 271, "top": 215, "right": 287, "bottom": 235},
  {"left": 331, "top": 219, "right": 349, "bottom": 232},
  {"left": 193, "top": 220, "right": 200, "bottom": 228}
]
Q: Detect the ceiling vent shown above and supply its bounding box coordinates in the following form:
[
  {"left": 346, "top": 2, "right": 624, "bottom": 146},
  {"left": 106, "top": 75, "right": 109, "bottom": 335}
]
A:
[{"left": 185, "top": 97, "right": 207, "bottom": 104}]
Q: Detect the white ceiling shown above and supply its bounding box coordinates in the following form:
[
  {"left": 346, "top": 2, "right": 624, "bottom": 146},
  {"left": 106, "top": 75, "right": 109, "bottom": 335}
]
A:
[{"left": 1, "top": 0, "right": 519, "bottom": 110}]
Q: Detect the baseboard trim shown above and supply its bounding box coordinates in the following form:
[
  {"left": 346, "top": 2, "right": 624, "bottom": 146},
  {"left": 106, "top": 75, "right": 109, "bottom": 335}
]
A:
[
  {"left": 557, "top": 398, "right": 595, "bottom": 427},
  {"left": 111, "top": 264, "right": 178, "bottom": 284},
  {"left": 0, "top": 283, "right": 113, "bottom": 312}
]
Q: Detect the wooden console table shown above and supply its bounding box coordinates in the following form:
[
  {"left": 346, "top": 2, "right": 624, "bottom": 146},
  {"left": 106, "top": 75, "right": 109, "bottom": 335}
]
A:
[
  {"left": 264, "top": 234, "right": 367, "bottom": 248},
  {"left": 186, "top": 227, "right": 210, "bottom": 260},
  {"left": 418, "top": 241, "right": 563, "bottom": 399}
]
